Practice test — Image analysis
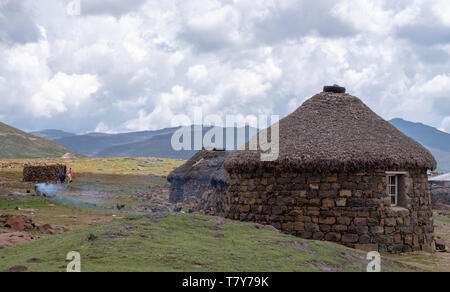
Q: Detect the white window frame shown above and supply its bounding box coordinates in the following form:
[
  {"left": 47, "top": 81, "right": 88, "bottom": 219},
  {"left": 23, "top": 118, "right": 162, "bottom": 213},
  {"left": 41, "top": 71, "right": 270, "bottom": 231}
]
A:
[
  {"left": 387, "top": 175, "right": 398, "bottom": 207},
  {"left": 386, "top": 171, "right": 408, "bottom": 175}
]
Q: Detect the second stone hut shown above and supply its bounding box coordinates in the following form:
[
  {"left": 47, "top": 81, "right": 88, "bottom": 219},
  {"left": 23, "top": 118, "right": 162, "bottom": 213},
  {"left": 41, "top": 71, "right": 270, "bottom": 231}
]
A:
[{"left": 168, "top": 149, "right": 229, "bottom": 215}]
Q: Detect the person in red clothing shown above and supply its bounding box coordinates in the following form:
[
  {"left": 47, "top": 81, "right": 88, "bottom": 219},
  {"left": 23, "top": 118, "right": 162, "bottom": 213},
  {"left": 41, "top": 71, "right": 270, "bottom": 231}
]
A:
[{"left": 68, "top": 168, "right": 75, "bottom": 184}]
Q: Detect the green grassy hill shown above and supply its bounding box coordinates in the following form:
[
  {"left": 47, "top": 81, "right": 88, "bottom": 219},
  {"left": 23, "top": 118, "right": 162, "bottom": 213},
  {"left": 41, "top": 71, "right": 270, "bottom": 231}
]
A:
[
  {"left": 0, "top": 122, "right": 77, "bottom": 159},
  {"left": 0, "top": 212, "right": 413, "bottom": 272}
]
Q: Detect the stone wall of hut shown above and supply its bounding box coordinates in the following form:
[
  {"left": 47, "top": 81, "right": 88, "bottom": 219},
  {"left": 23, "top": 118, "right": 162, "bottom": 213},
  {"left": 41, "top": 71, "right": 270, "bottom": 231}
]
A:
[
  {"left": 169, "top": 180, "right": 227, "bottom": 216},
  {"left": 224, "top": 170, "right": 434, "bottom": 253},
  {"left": 197, "top": 183, "right": 228, "bottom": 216}
]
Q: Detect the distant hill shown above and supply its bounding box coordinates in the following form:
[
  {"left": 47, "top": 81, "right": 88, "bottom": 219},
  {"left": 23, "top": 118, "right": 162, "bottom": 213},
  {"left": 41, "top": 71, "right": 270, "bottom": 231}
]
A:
[
  {"left": 389, "top": 118, "right": 450, "bottom": 152},
  {"left": 425, "top": 147, "right": 450, "bottom": 173},
  {"left": 30, "top": 129, "right": 75, "bottom": 140},
  {"left": 96, "top": 126, "right": 255, "bottom": 159},
  {"left": 97, "top": 132, "right": 196, "bottom": 160},
  {"left": 45, "top": 126, "right": 253, "bottom": 159},
  {"left": 389, "top": 118, "right": 450, "bottom": 172},
  {"left": 0, "top": 122, "right": 77, "bottom": 159},
  {"left": 53, "top": 127, "right": 179, "bottom": 156}
]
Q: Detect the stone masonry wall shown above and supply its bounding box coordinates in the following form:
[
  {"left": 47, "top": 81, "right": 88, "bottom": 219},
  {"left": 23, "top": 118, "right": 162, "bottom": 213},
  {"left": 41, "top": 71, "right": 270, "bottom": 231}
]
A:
[
  {"left": 23, "top": 164, "right": 67, "bottom": 183},
  {"left": 431, "top": 186, "right": 450, "bottom": 209},
  {"left": 224, "top": 170, "right": 434, "bottom": 253},
  {"left": 169, "top": 180, "right": 227, "bottom": 216}
]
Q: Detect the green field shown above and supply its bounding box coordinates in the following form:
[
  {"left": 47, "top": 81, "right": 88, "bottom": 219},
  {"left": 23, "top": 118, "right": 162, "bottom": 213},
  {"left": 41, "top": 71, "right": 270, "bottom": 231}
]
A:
[
  {"left": 0, "top": 196, "right": 112, "bottom": 228},
  {"left": 0, "top": 213, "right": 414, "bottom": 272},
  {"left": 0, "top": 157, "right": 440, "bottom": 272},
  {"left": 0, "top": 157, "right": 184, "bottom": 177}
]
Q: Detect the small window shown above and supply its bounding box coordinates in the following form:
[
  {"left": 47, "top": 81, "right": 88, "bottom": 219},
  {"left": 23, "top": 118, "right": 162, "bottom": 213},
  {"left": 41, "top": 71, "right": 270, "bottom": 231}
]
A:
[{"left": 387, "top": 175, "right": 398, "bottom": 207}]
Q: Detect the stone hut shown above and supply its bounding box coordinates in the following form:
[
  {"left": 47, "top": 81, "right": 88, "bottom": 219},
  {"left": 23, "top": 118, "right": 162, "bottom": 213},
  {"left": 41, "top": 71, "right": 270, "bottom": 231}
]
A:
[
  {"left": 429, "top": 173, "right": 450, "bottom": 209},
  {"left": 168, "top": 149, "right": 230, "bottom": 215},
  {"left": 224, "top": 86, "right": 437, "bottom": 253},
  {"left": 23, "top": 164, "right": 67, "bottom": 183}
]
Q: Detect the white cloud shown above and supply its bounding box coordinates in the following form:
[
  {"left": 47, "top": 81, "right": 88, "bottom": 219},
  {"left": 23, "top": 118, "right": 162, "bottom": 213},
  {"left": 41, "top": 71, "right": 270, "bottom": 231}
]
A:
[
  {"left": 432, "top": 0, "right": 450, "bottom": 26},
  {"left": 113, "top": 96, "right": 148, "bottom": 111},
  {"left": 255, "top": 58, "right": 283, "bottom": 81},
  {"left": 440, "top": 117, "right": 450, "bottom": 133},
  {"left": 223, "top": 69, "right": 271, "bottom": 99},
  {"left": 124, "top": 86, "right": 194, "bottom": 131},
  {"left": 30, "top": 72, "right": 100, "bottom": 117},
  {"left": 181, "top": 4, "right": 245, "bottom": 51},
  {"left": 186, "top": 65, "right": 209, "bottom": 83},
  {"left": 0, "top": 0, "right": 449, "bottom": 134},
  {"left": 94, "top": 121, "right": 117, "bottom": 134},
  {"left": 333, "top": 0, "right": 394, "bottom": 35},
  {"left": 412, "top": 74, "right": 450, "bottom": 95}
]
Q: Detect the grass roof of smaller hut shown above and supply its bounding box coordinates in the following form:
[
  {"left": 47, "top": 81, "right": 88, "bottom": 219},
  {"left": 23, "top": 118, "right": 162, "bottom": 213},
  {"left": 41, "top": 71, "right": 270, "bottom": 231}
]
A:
[
  {"left": 168, "top": 150, "right": 230, "bottom": 186},
  {"left": 225, "top": 91, "right": 437, "bottom": 173}
]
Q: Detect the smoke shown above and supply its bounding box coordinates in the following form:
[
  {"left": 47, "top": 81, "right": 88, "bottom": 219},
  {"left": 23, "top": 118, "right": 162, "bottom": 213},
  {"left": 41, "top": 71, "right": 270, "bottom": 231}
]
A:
[
  {"left": 35, "top": 183, "right": 65, "bottom": 196},
  {"left": 34, "top": 183, "right": 100, "bottom": 209}
]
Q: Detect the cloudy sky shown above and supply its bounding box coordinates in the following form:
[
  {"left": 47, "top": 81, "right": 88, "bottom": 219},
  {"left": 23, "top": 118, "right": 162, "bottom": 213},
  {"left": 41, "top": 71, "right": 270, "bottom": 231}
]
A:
[{"left": 0, "top": 0, "right": 449, "bottom": 134}]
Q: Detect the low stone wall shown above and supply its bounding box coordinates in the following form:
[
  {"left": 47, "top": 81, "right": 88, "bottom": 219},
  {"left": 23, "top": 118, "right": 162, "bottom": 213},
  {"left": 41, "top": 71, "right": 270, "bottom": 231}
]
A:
[
  {"left": 23, "top": 164, "right": 66, "bottom": 183},
  {"left": 431, "top": 186, "right": 450, "bottom": 210},
  {"left": 225, "top": 170, "right": 434, "bottom": 253}
]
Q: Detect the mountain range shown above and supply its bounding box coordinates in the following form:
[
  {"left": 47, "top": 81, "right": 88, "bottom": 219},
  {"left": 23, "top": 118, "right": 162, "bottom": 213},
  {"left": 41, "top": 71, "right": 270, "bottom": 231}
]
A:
[
  {"left": 29, "top": 129, "right": 75, "bottom": 141},
  {"left": 389, "top": 118, "right": 450, "bottom": 172},
  {"left": 52, "top": 127, "right": 178, "bottom": 157},
  {"left": 2, "top": 118, "right": 449, "bottom": 171},
  {"left": 32, "top": 126, "right": 255, "bottom": 160}
]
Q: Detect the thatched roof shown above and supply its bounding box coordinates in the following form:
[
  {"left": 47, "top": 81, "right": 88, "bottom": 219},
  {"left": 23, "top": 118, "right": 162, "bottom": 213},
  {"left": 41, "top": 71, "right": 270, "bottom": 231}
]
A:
[
  {"left": 168, "top": 150, "right": 230, "bottom": 186},
  {"left": 225, "top": 91, "right": 437, "bottom": 173}
]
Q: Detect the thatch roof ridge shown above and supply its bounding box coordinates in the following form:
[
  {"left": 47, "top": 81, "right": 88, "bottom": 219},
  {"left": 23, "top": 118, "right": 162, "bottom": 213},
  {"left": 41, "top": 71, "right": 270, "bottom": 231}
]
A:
[{"left": 224, "top": 92, "right": 437, "bottom": 173}]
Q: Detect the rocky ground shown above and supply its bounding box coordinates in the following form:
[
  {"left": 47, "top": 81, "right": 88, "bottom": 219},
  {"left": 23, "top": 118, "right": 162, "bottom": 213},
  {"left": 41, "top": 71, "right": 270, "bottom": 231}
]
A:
[{"left": 0, "top": 214, "right": 69, "bottom": 247}]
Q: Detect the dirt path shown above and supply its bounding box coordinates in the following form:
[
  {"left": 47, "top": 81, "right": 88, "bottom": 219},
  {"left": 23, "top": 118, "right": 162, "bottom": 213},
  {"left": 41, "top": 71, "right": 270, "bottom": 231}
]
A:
[
  {"left": 429, "top": 213, "right": 450, "bottom": 271},
  {"left": 0, "top": 228, "right": 35, "bottom": 247}
]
